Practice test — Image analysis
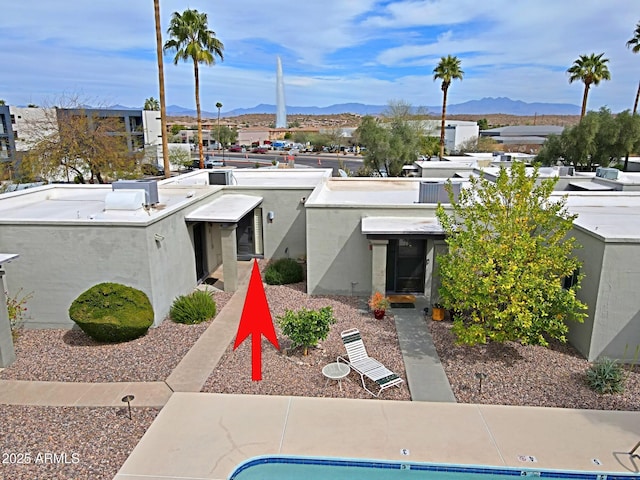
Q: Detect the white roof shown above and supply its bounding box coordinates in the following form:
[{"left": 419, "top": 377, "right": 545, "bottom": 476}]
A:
[
  {"left": 185, "top": 195, "right": 262, "bottom": 223},
  {"left": 0, "top": 253, "right": 19, "bottom": 264}
]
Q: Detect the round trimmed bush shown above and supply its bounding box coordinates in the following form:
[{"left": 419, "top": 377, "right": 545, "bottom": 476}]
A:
[
  {"left": 170, "top": 290, "right": 217, "bottom": 324},
  {"left": 264, "top": 258, "right": 304, "bottom": 285},
  {"left": 68, "top": 283, "right": 154, "bottom": 343}
]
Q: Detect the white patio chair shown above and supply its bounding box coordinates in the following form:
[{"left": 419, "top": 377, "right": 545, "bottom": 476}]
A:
[{"left": 337, "top": 328, "right": 404, "bottom": 397}]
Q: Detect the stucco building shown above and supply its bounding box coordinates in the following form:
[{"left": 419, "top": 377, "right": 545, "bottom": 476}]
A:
[{"left": 1, "top": 166, "right": 638, "bottom": 362}]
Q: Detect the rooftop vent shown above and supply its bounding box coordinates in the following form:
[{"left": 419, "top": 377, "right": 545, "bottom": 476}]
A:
[
  {"left": 558, "top": 166, "right": 575, "bottom": 176},
  {"left": 500, "top": 154, "right": 512, "bottom": 162},
  {"left": 595, "top": 167, "right": 619, "bottom": 180},
  {"left": 112, "top": 180, "right": 159, "bottom": 206},
  {"left": 104, "top": 190, "right": 146, "bottom": 211},
  {"left": 418, "top": 181, "right": 461, "bottom": 204}
]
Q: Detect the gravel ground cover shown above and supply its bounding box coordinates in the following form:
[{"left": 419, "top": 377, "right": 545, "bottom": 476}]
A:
[
  {"left": 430, "top": 319, "right": 640, "bottom": 411},
  {"left": 0, "top": 290, "right": 233, "bottom": 382},
  {"left": 0, "top": 405, "right": 158, "bottom": 480},
  {"left": 202, "top": 281, "right": 411, "bottom": 401}
]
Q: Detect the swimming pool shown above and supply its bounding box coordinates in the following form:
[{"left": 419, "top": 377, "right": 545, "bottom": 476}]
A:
[{"left": 229, "top": 456, "right": 638, "bottom": 480}]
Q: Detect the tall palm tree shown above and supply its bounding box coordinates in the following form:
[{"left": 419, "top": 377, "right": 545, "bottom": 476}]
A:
[
  {"left": 433, "top": 55, "right": 464, "bottom": 159},
  {"left": 153, "top": 0, "right": 170, "bottom": 179},
  {"left": 164, "top": 9, "right": 224, "bottom": 169},
  {"left": 567, "top": 53, "right": 611, "bottom": 120},
  {"left": 626, "top": 21, "right": 640, "bottom": 115},
  {"left": 144, "top": 96, "right": 160, "bottom": 111},
  {"left": 216, "top": 101, "right": 223, "bottom": 151}
]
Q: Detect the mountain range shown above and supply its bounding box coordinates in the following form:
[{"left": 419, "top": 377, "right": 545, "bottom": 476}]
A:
[{"left": 106, "top": 97, "right": 581, "bottom": 117}]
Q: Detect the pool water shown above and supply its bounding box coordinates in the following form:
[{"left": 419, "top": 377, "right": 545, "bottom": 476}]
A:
[{"left": 229, "top": 456, "right": 637, "bottom": 480}]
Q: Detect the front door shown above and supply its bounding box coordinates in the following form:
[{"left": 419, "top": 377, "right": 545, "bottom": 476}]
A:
[
  {"left": 385, "top": 239, "right": 426, "bottom": 293},
  {"left": 193, "top": 222, "right": 207, "bottom": 282}
]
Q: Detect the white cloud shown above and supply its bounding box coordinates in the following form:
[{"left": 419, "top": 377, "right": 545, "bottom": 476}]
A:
[{"left": 1, "top": 0, "right": 638, "bottom": 112}]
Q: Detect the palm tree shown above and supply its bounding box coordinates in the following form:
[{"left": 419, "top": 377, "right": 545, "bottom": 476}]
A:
[
  {"left": 153, "top": 0, "right": 170, "bottom": 179},
  {"left": 144, "top": 97, "right": 160, "bottom": 111},
  {"left": 567, "top": 53, "right": 611, "bottom": 120},
  {"left": 626, "top": 21, "right": 640, "bottom": 115},
  {"left": 216, "top": 101, "right": 223, "bottom": 151},
  {"left": 164, "top": 9, "right": 224, "bottom": 169},
  {"left": 433, "top": 55, "right": 464, "bottom": 159}
]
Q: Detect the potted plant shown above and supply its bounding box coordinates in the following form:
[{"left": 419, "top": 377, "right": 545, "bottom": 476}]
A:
[
  {"left": 431, "top": 303, "right": 445, "bottom": 321},
  {"left": 368, "top": 292, "right": 390, "bottom": 319}
]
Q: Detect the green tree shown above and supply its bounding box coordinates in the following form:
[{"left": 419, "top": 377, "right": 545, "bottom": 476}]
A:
[
  {"left": 435, "top": 162, "right": 587, "bottom": 346},
  {"left": 168, "top": 146, "right": 192, "bottom": 171},
  {"left": 164, "top": 9, "right": 224, "bottom": 169},
  {"left": 433, "top": 55, "right": 464, "bottom": 159},
  {"left": 626, "top": 21, "right": 640, "bottom": 115},
  {"left": 536, "top": 108, "right": 640, "bottom": 169},
  {"left": 567, "top": 53, "right": 611, "bottom": 120},
  {"left": 170, "top": 124, "right": 185, "bottom": 135},
  {"left": 477, "top": 118, "right": 489, "bottom": 130},
  {"left": 143, "top": 97, "right": 160, "bottom": 111},
  {"left": 214, "top": 125, "right": 237, "bottom": 147},
  {"left": 354, "top": 101, "right": 422, "bottom": 176},
  {"left": 0, "top": 99, "right": 5, "bottom": 105}
]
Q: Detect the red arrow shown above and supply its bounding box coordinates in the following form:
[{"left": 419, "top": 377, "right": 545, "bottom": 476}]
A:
[{"left": 233, "top": 259, "right": 280, "bottom": 381}]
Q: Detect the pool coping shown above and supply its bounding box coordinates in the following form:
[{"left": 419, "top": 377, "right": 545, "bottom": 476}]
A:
[{"left": 113, "top": 393, "right": 640, "bottom": 480}]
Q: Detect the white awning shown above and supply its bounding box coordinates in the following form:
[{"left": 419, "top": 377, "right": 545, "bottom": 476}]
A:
[
  {"left": 569, "top": 182, "right": 614, "bottom": 191},
  {"left": 361, "top": 216, "right": 443, "bottom": 235},
  {"left": 185, "top": 194, "right": 263, "bottom": 223}
]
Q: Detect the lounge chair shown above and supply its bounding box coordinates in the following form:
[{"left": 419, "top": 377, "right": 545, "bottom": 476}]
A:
[{"left": 337, "top": 328, "right": 404, "bottom": 397}]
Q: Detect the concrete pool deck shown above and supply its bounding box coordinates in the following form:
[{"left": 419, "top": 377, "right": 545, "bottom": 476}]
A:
[{"left": 114, "top": 392, "right": 640, "bottom": 480}]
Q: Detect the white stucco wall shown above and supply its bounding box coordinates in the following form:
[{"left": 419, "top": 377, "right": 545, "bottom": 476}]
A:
[
  {"left": 589, "top": 242, "right": 640, "bottom": 361},
  {"left": 305, "top": 205, "right": 439, "bottom": 296}
]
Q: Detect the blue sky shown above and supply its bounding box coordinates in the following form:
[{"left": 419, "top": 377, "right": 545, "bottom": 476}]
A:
[{"left": 1, "top": 1, "right": 638, "bottom": 113}]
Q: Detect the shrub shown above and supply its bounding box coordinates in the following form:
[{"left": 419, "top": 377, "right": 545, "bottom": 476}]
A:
[
  {"left": 586, "top": 357, "right": 626, "bottom": 394},
  {"left": 6, "top": 288, "right": 33, "bottom": 341},
  {"left": 277, "top": 306, "right": 337, "bottom": 355},
  {"left": 170, "top": 290, "right": 217, "bottom": 324},
  {"left": 68, "top": 283, "right": 153, "bottom": 343},
  {"left": 264, "top": 258, "right": 304, "bottom": 285}
]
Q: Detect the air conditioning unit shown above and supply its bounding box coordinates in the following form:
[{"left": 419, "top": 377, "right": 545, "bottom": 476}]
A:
[
  {"left": 418, "top": 182, "right": 461, "bottom": 203},
  {"left": 595, "top": 167, "right": 619, "bottom": 180},
  {"left": 112, "top": 180, "right": 159, "bottom": 205},
  {"left": 500, "top": 154, "right": 512, "bottom": 162},
  {"left": 558, "top": 166, "right": 575, "bottom": 176},
  {"left": 208, "top": 170, "right": 234, "bottom": 185}
]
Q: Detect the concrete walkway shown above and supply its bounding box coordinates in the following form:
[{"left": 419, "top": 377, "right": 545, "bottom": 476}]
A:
[{"left": 391, "top": 296, "right": 456, "bottom": 402}]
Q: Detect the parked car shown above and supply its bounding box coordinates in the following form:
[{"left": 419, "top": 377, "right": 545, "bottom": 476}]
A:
[
  {"left": 191, "top": 157, "right": 224, "bottom": 169},
  {"left": 251, "top": 147, "right": 268, "bottom": 154},
  {"left": 228, "top": 145, "right": 244, "bottom": 153}
]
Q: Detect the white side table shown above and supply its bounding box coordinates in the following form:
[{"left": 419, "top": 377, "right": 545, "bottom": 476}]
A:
[{"left": 322, "top": 362, "right": 350, "bottom": 391}]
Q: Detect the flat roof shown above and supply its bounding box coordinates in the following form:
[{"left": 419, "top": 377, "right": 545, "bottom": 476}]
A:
[
  {"left": 362, "top": 216, "right": 443, "bottom": 235},
  {"left": 308, "top": 178, "right": 422, "bottom": 205},
  {"left": 185, "top": 194, "right": 262, "bottom": 223},
  {"left": 164, "top": 168, "right": 331, "bottom": 188},
  {"left": 560, "top": 192, "right": 640, "bottom": 241},
  {"left": 568, "top": 181, "right": 613, "bottom": 191},
  {"left": 0, "top": 184, "right": 216, "bottom": 225}
]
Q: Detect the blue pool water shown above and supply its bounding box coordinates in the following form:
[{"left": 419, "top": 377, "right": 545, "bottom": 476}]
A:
[{"left": 229, "top": 456, "right": 638, "bottom": 480}]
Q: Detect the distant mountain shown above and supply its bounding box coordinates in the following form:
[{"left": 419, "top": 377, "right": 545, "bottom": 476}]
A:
[
  {"left": 440, "top": 97, "right": 580, "bottom": 115},
  {"left": 163, "top": 97, "right": 581, "bottom": 118}
]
